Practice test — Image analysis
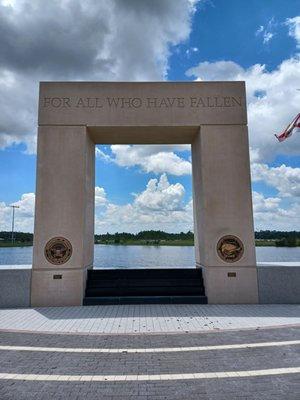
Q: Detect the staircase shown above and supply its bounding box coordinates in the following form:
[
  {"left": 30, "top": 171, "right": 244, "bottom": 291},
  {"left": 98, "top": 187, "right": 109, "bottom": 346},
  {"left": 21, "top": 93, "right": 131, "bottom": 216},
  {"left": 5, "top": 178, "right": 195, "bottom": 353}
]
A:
[{"left": 83, "top": 268, "right": 207, "bottom": 305}]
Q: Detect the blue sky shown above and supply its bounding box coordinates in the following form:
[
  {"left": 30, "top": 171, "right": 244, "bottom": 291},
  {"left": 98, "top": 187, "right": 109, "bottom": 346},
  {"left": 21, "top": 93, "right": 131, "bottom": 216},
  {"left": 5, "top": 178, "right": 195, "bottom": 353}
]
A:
[{"left": 0, "top": 0, "right": 299, "bottom": 233}]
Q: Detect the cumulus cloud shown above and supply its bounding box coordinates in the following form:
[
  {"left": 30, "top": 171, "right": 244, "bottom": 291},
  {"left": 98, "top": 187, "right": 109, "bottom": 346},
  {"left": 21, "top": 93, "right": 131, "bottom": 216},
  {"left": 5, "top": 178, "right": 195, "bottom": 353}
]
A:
[
  {"left": 0, "top": 193, "right": 35, "bottom": 232},
  {"left": 134, "top": 173, "right": 185, "bottom": 212},
  {"left": 252, "top": 162, "right": 300, "bottom": 198},
  {"left": 0, "top": 175, "right": 192, "bottom": 233},
  {"left": 1, "top": 3, "right": 299, "bottom": 232},
  {"left": 2, "top": 175, "right": 300, "bottom": 233},
  {"left": 96, "top": 174, "right": 192, "bottom": 233},
  {"left": 0, "top": 0, "right": 198, "bottom": 150},
  {"left": 186, "top": 55, "right": 300, "bottom": 160},
  {"left": 95, "top": 200, "right": 193, "bottom": 233},
  {"left": 252, "top": 191, "right": 281, "bottom": 213},
  {"left": 185, "top": 35, "right": 300, "bottom": 219},
  {"left": 0, "top": 70, "right": 37, "bottom": 152},
  {"left": 252, "top": 191, "right": 300, "bottom": 231},
  {"left": 95, "top": 186, "right": 107, "bottom": 206},
  {"left": 96, "top": 145, "right": 192, "bottom": 176}
]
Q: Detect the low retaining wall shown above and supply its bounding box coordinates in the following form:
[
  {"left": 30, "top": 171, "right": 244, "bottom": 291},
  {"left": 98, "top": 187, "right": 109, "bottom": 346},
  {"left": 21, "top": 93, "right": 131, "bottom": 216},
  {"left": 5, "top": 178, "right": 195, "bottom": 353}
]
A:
[
  {"left": 257, "top": 263, "right": 300, "bottom": 304},
  {"left": 0, "top": 266, "right": 31, "bottom": 308},
  {"left": 0, "top": 263, "right": 299, "bottom": 307}
]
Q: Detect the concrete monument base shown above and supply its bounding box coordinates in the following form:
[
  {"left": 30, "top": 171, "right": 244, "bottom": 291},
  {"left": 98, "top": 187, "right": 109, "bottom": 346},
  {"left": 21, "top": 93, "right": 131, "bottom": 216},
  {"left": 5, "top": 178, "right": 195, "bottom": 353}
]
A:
[
  {"left": 31, "top": 269, "right": 88, "bottom": 307},
  {"left": 200, "top": 266, "right": 258, "bottom": 304}
]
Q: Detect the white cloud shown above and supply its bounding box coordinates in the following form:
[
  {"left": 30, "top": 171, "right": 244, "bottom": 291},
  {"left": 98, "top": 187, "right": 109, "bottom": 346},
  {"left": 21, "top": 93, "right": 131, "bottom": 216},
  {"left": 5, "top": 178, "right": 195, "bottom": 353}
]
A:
[
  {"left": 96, "top": 174, "right": 300, "bottom": 233},
  {"left": 0, "top": 193, "right": 35, "bottom": 232},
  {"left": 95, "top": 174, "right": 193, "bottom": 233},
  {"left": 0, "top": 0, "right": 198, "bottom": 151},
  {"left": 0, "top": 176, "right": 192, "bottom": 234},
  {"left": 252, "top": 191, "right": 300, "bottom": 231},
  {"left": 0, "top": 70, "right": 37, "bottom": 152},
  {"left": 252, "top": 162, "right": 300, "bottom": 198},
  {"left": 97, "top": 145, "right": 192, "bottom": 176},
  {"left": 0, "top": 202, "right": 11, "bottom": 230},
  {"left": 186, "top": 46, "right": 199, "bottom": 57},
  {"left": 95, "top": 201, "right": 193, "bottom": 234},
  {"left": 286, "top": 16, "right": 300, "bottom": 47},
  {"left": 95, "top": 186, "right": 107, "bottom": 206},
  {"left": 186, "top": 55, "right": 300, "bottom": 160},
  {"left": 256, "top": 26, "right": 264, "bottom": 35},
  {"left": 95, "top": 147, "right": 112, "bottom": 163},
  {"left": 252, "top": 191, "right": 281, "bottom": 213},
  {"left": 255, "top": 18, "right": 276, "bottom": 44},
  {"left": 2, "top": 175, "right": 300, "bottom": 234},
  {"left": 134, "top": 173, "right": 185, "bottom": 211},
  {"left": 12, "top": 193, "right": 35, "bottom": 217},
  {"left": 263, "top": 32, "right": 274, "bottom": 44}
]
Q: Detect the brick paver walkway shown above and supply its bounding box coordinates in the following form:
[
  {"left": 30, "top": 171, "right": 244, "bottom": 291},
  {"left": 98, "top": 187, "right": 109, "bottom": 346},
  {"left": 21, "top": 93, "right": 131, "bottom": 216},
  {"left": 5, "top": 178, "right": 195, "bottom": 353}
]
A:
[
  {"left": 0, "top": 326, "right": 299, "bottom": 399},
  {"left": 0, "top": 304, "right": 299, "bottom": 334}
]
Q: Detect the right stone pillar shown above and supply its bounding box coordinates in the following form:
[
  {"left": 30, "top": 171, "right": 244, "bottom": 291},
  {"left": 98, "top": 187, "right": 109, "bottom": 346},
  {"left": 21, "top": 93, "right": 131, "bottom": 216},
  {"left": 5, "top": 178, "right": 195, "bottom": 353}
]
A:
[{"left": 192, "top": 125, "right": 258, "bottom": 304}]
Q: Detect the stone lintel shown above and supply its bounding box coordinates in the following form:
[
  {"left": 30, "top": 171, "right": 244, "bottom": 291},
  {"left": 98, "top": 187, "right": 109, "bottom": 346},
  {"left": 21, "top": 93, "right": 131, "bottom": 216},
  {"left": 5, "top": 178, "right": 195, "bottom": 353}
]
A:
[{"left": 38, "top": 81, "right": 247, "bottom": 128}]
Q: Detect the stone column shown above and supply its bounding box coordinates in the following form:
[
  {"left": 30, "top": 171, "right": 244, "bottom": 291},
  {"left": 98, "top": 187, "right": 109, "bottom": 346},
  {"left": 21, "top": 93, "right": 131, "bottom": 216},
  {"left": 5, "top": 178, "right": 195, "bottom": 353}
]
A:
[
  {"left": 31, "top": 126, "right": 95, "bottom": 307},
  {"left": 192, "top": 125, "right": 258, "bottom": 304}
]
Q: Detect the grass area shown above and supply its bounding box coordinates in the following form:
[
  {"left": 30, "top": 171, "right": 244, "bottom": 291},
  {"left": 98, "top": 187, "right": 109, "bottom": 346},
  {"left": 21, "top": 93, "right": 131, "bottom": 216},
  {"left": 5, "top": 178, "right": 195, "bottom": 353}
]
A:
[
  {"left": 96, "top": 239, "right": 195, "bottom": 246},
  {"left": 0, "top": 241, "right": 33, "bottom": 247},
  {"left": 0, "top": 239, "right": 298, "bottom": 247},
  {"left": 97, "top": 239, "right": 299, "bottom": 247},
  {"left": 255, "top": 239, "right": 277, "bottom": 247}
]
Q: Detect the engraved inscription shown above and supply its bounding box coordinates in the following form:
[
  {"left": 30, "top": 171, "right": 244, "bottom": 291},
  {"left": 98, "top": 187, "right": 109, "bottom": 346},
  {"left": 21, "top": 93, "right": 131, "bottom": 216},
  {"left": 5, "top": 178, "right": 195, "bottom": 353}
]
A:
[
  {"left": 190, "top": 96, "right": 241, "bottom": 108},
  {"left": 42, "top": 95, "right": 243, "bottom": 110},
  {"left": 76, "top": 97, "right": 103, "bottom": 108}
]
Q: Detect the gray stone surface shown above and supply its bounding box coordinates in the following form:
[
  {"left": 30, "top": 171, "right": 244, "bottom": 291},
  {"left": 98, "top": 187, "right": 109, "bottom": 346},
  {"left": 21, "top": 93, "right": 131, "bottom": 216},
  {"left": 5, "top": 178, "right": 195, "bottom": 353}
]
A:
[
  {"left": 258, "top": 264, "right": 300, "bottom": 304},
  {"left": 0, "top": 303, "right": 299, "bottom": 332},
  {"left": 32, "top": 125, "right": 94, "bottom": 307},
  {"left": 0, "top": 268, "right": 31, "bottom": 308},
  {"left": 0, "top": 327, "right": 299, "bottom": 399}
]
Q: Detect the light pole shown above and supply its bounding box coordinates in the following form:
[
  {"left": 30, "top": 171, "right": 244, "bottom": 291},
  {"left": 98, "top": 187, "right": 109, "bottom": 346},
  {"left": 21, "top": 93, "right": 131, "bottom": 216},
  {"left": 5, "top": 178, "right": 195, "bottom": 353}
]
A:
[{"left": 10, "top": 205, "right": 19, "bottom": 244}]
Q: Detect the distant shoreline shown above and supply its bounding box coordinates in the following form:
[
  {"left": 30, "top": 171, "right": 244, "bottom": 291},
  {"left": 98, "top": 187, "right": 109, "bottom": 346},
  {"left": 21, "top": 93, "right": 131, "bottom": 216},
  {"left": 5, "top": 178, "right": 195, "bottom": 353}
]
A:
[
  {"left": 0, "top": 242, "right": 33, "bottom": 248},
  {"left": 1, "top": 230, "right": 300, "bottom": 248},
  {"left": 0, "top": 240, "right": 299, "bottom": 248}
]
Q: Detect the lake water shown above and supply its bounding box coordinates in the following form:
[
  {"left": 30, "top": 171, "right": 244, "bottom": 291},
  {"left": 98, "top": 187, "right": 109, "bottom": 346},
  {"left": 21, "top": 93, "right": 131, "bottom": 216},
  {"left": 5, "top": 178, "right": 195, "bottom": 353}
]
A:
[{"left": 0, "top": 245, "right": 299, "bottom": 267}]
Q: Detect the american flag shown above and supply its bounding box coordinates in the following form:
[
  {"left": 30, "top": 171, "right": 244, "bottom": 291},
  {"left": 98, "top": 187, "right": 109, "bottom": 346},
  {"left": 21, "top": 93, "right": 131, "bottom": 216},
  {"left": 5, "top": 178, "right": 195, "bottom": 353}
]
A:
[{"left": 275, "top": 113, "right": 300, "bottom": 142}]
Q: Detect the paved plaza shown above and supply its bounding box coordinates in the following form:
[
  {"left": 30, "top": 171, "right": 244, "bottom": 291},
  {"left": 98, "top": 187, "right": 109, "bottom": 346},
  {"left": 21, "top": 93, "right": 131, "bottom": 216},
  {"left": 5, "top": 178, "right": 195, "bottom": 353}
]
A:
[
  {"left": 0, "top": 304, "right": 299, "bottom": 334},
  {"left": 0, "top": 305, "right": 299, "bottom": 399},
  {"left": 0, "top": 324, "right": 299, "bottom": 399}
]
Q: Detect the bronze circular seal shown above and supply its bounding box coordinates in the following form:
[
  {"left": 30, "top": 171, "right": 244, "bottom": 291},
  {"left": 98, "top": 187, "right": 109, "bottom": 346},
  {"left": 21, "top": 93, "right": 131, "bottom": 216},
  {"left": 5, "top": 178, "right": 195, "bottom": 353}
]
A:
[
  {"left": 217, "top": 235, "right": 244, "bottom": 263},
  {"left": 44, "top": 237, "right": 72, "bottom": 265}
]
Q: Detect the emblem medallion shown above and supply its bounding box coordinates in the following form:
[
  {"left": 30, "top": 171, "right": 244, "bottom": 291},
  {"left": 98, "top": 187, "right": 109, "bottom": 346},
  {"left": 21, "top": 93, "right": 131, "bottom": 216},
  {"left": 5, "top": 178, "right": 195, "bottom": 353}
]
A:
[
  {"left": 44, "top": 237, "right": 72, "bottom": 265},
  {"left": 217, "top": 235, "right": 244, "bottom": 263}
]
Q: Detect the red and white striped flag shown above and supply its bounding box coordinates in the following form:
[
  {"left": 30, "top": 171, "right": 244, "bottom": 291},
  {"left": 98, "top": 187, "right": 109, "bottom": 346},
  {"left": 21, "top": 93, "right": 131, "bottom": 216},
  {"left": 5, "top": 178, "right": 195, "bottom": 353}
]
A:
[{"left": 275, "top": 113, "right": 300, "bottom": 142}]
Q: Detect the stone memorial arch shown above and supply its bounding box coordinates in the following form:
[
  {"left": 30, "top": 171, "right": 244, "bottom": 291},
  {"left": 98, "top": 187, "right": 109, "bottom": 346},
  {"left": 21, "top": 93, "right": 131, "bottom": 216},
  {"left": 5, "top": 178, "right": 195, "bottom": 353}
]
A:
[{"left": 31, "top": 82, "right": 258, "bottom": 306}]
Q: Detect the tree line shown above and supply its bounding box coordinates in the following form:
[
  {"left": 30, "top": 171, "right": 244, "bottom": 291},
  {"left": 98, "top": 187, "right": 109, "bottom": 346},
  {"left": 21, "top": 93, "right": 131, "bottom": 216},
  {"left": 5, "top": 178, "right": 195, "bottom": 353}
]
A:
[
  {"left": 0, "top": 230, "right": 299, "bottom": 246},
  {"left": 0, "top": 231, "right": 33, "bottom": 242},
  {"left": 95, "top": 230, "right": 194, "bottom": 243}
]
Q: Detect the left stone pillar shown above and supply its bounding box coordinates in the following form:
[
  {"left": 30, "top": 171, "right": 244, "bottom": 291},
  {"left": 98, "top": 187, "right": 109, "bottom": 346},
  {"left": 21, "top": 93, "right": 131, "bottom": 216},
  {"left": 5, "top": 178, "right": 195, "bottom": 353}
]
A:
[{"left": 31, "top": 126, "right": 95, "bottom": 307}]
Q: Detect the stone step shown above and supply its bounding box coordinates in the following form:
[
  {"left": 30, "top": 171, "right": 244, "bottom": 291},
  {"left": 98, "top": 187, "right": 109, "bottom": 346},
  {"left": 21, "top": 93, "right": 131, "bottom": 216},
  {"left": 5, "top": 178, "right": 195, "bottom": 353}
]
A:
[
  {"left": 84, "top": 268, "right": 206, "bottom": 305},
  {"left": 88, "top": 268, "right": 202, "bottom": 279},
  {"left": 86, "top": 286, "right": 205, "bottom": 297},
  {"left": 83, "top": 295, "right": 208, "bottom": 305},
  {"left": 86, "top": 278, "right": 204, "bottom": 289}
]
